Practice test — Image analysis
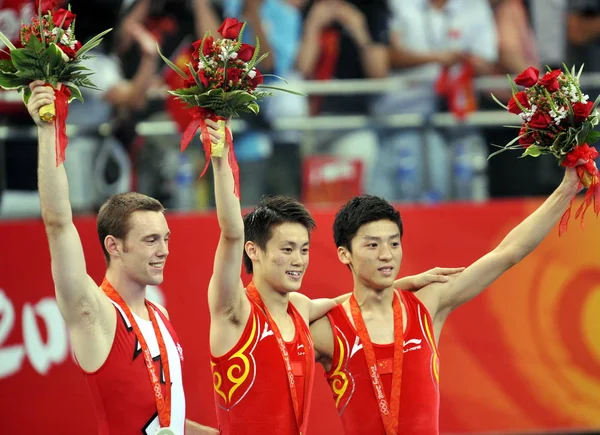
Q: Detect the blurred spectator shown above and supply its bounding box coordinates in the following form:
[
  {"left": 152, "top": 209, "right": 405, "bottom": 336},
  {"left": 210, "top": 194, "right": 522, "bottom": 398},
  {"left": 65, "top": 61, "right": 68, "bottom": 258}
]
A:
[
  {"left": 567, "top": 0, "right": 600, "bottom": 72},
  {"left": 224, "top": 0, "right": 309, "bottom": 202},
  {"left": 529, "top": 0, "right": 567, "bottom": 70},
  {"left": 62, "top": 0, "right": 159, "bottom": 212},
  {"left": 0, "top": 0, "right": 36, "bottom": 214},
  {"left": 293, "top": 0, "right": 390, "bottom": 196},
  {"left": 371, "top": 0, "right": 497, "bottom": 202},
  {"left": 297, "top": 0, "right": 389, "bottom": 114},
  {"left": 123, "top": 0, "right": 227, "bottom": 209},
  {"left": 491, "top": 0, "right": 539, "bottom": 75}
]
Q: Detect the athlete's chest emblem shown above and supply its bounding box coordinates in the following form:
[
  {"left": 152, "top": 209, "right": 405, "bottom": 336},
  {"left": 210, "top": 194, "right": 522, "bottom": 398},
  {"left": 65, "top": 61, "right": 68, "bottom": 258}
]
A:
[{"left": 211, "top": 313, "right": 260, "bottom": 410}]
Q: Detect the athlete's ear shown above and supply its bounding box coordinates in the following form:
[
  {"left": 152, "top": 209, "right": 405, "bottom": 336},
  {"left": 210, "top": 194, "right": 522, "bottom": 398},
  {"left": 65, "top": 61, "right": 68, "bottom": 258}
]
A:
[
  {"left": 105, "top": 235, "right": 123, "bottom": 259},
  {"left": 245, "top": 241, "right": 260, "bottom": 263},
  {"left": 337, "top": 246, "right": 351, "bottom": 265}
]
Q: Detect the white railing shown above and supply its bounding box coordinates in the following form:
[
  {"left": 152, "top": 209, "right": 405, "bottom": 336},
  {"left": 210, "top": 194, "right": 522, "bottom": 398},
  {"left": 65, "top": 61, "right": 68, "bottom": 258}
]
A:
[{"left": 3, "top": 73, "right": 600, "bottom": 139}]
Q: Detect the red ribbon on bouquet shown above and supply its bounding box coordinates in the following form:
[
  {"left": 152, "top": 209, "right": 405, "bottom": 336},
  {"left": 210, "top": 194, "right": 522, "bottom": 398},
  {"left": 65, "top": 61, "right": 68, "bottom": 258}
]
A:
[
  {"left": 558, "top": 144, "right": 600, "bottom": 235},
  {"left": 50, "top": 85, "right": 71, "bottom": 166},
  {"left": 180, "top": 106, "right": 240, "bottom": 198}
]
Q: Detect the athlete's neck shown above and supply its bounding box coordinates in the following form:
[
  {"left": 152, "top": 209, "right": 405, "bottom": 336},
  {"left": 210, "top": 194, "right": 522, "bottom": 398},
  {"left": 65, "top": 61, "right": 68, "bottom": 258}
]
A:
[
  {"left": 251, "top": 275, "right": 290, "bottom": 318},
  {"left": 352, "top": 284, "right": 394, "bottom": 314},
  {"left": 105, "top": 267, "right": 148, "bottom": 319}
]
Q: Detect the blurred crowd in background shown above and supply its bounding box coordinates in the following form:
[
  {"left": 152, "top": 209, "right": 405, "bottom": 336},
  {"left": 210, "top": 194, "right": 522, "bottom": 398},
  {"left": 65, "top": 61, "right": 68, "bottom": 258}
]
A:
[{"left": 1, "top": 0, "right": 599, "bottom": 216}]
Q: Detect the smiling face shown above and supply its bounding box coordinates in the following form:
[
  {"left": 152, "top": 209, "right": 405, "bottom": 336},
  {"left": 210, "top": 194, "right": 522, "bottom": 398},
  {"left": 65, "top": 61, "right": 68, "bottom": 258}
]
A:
[
  {"left": 338, "top": 219, "right": 403, "bottom": 291},
  {"left": 248, "top": 222, "right": 310, "bottom": 294},
  {"left": 116, "top": 210, "right": 171, "bottom": 286}
]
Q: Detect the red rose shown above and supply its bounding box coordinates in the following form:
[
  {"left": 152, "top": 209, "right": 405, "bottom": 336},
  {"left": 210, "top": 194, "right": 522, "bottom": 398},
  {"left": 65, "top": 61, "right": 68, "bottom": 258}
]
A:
[
  {"left": 538, "top": 69, "right": 562, "bottom": 93},
  {"left": 237, "top": 43, "right": 255, "bottom": 62},
  {"left": 226, "top": 67, "right": 242, "bottom": 86},
  {"left": 53, "top": 8, "right": 76, "bottom": 29},
  {"left": 35, "top": 0, "right": 57, "bottom": 14},
  {"left": 518, "top": 128, "right": 535, "bottom": 147},
  {"left": 218, "top": 17, "right": 244, "bottom": 40},
  {"left": 183, "top": 69, "right": 197, "bottom": 88},
  {"left": 192, "top": 36, "right": 214, "bottom": 60},
  {"left": 250, "top": 69, "right": 263, "bottom": 88},
  {"left": 572, "top": 101, "right": 594, "bottom": 123},
  {"left": 529, "top": 112, "right": 553, "bottom": 129},
  {"left": 198, "top": 70, "right": 209, "bottom": 87},
  {"left": 58, "top": 40, "right": 81, "bottom": 59},
  {"left": 507, "top": 91, "right": 530, "bottom": 114},
  {"left": 514, "top": 67, "right": 539, "bottom": 88}
]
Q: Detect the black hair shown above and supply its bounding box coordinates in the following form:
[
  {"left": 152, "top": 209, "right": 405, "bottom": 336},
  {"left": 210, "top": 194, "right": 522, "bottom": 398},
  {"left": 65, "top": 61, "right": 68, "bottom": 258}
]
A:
[
  {"left": 333, "top": 195, "right": 403, "bottom": 252},
  {"left": 243, "top": 196, "right": 316, "bottom": 273}
]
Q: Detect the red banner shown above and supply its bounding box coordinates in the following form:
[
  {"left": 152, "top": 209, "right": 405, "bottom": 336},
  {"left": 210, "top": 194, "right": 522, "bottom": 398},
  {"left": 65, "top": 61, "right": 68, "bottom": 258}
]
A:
[{"left": 1, "top": 199, "right": 600, "bottom": 434}]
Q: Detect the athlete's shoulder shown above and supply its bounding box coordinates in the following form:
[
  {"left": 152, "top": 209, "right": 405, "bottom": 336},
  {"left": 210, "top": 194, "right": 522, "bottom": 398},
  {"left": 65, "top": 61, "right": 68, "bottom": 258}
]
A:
[{"left": 150, "top": 302, "right": 170, "bottom": 320}]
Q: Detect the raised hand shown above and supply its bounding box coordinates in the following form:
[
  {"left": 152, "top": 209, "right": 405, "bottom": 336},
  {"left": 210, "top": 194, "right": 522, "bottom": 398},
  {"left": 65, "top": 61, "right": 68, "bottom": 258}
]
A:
[{"left": 26, "top": 80, "right": 55, "bottom": 128}]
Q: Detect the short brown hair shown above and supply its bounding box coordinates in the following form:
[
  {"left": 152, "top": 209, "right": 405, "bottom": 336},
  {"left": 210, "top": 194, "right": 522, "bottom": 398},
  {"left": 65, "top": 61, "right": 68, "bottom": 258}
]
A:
[{"left": 97, "top": 192, "right": 165, "bottom": 263}]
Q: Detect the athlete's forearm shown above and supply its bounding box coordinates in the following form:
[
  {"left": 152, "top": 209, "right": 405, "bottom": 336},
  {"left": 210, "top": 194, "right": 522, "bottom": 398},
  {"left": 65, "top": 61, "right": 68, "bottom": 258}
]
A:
[
  {"left": 37, "top": 125, "right": 74, "bottom": 228},
  {"left": 212, "top": 138, "right": 244, "bottom": 240}
]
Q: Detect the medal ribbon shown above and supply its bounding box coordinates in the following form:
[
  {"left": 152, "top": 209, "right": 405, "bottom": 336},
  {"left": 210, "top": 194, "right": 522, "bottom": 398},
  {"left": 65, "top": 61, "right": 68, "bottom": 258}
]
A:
[
  {"left": 246, "top": 282, "right": 314, "bottom": 434},
  {"left": 101, "top": 278, "right": 172, "bottom": 428},
  {"left": 350, "top": 292, "right": 404, "bottom": 435}
]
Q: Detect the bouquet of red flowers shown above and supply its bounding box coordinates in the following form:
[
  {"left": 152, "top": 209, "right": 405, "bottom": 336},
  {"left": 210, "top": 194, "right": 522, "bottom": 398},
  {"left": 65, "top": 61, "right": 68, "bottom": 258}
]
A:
[
  {"left": 158, "top": 17, "right": 302, "bottom": 196},
  {"left": 491, "top": 65, "right": 600, "bottom": 233},
  {"left": 0, "top": 0, "right": 111, "bottom": 165}
]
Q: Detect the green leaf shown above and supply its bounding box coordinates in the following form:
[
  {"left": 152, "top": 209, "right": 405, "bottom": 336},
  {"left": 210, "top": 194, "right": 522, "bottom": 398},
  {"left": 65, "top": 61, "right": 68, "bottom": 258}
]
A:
[
  {"left": 576, "top": 122, "right": 592, "bottom": 145},
  {"left": 249, "top": 35, "right": 261, "bottom": 66},
  {"left": 9, "top": 48, "right": 38, "bottom": 71},
  {"left": 46, "top": 43, "right": 67, "bottom": 71},
  {"left": 198, "top": 30, "right": 210, "bottom": 66},
  {"left": 249, "top": 52, "right": 269, "bottom": 70},
  {"left": 187, "top": 63, "right": 204, "bottom": 89},
  {"left": 0, "top": 71, "right": 26, "bottom": 89},
  {"left": 65, "top": 83, "right": 84, "bottom": 102},
  {"left": 508, "top": 74, "right": 519, "bottom": 94},
  {"left": 261, "top": 73, "right": 288, "bottom": 82},
  {"left": 25, "top": 34, "right": 44, "bottom": 54},
  {"left": 522, "top": 145, "right": 542, "bottom": 157},
  {"left": 75, "top": 28, "right": 113, "bottom": 59},
  {"left": 247, "top": 102, "right": 260, "bottom": 114},
  {"left": 237, "top": 22, "right": 247, "bottom": 45},
  {"left": 490, "top": 92, "right": 509, "bottom": 110},
  {"left": 0, "top": 31, "right": 16, "bottom": 51},
  {"left": 256, "top": 84, "right": 305, "bottom": 96},
  {"left": 0, "top": 59, "right": 17, "bottom": 73},
  {"left": 22, "top": 86, "right": 32, "bottom": 104},
  {"left": 585, "top": 129, "right": 600, "bottom": 145},
  {"left": 156, "top": 42, "right": 187, "bottom": 79}
]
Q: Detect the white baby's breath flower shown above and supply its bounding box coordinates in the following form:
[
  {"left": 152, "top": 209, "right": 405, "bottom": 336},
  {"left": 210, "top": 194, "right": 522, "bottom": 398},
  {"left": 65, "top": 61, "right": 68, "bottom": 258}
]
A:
[
  {"left": 248, "top": 69, "right": 256, "bottom": 79},
  {"left": 229, "top": 52, "right": 238, "bottom": 60}
]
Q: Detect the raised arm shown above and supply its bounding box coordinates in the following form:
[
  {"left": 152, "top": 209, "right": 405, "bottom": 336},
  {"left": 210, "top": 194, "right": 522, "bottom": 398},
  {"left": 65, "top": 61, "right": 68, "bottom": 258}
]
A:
[
  {"left": 430, "top": 167, "right": 581, "bottom": 320},
  {"left": 28, "top": 82, "right": 103, "bottom": 327},
  {"left": 206, "top": 120, "right": 249, "bottom": 325}
]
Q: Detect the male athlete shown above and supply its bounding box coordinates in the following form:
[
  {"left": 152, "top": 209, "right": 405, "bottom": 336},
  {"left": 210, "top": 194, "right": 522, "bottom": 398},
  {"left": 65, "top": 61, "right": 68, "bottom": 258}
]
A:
[
  {"left": 28, "top": 81, "right": 216, "bottom": 434},
  {"left": 311, "top": 164, "right": 584, "bottom": 434}
]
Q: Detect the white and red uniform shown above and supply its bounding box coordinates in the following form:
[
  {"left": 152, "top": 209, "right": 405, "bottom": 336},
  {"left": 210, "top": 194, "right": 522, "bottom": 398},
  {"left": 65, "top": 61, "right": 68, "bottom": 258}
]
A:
[{"left": 82, "top": 300, "right": 186, "bottom": 435}]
